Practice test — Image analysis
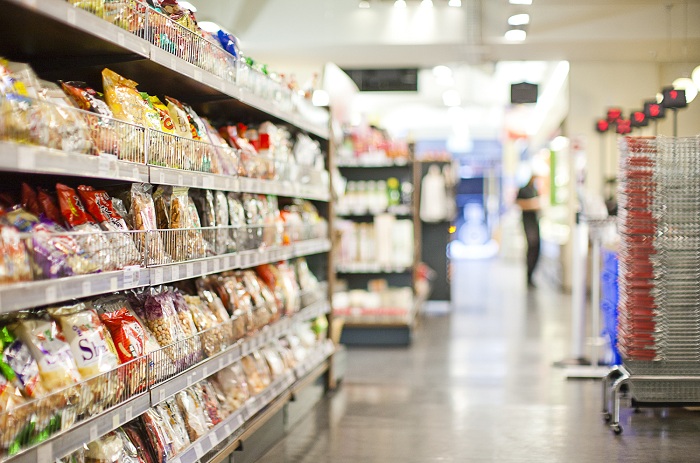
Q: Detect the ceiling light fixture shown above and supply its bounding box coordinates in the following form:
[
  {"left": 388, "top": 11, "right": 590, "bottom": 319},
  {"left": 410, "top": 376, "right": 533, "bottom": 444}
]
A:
[
  {"left": 509, "top": 0, "right": 532, "bottom": 4},
  {"left": 359, "top": 0, "right": 370, "bottom": 8},
  {"left": 394, "top": 0, "right": 407, "bottom": 7},
  {"left": 508, "top": 13, "right": 530, "bottom": 26},
  {"left": 673, "top": 77, "right": 698, "bottom": 103},
  {"left": 448, "top": 0, "right": 462, "bottom": 6},
  {"left": 420, "top": 0, "right": 434, "bottom": 8},
  {"left": 443, "top": 89, "right": 461, "bottom": 107},
  {"left": 505, "top": 29, "right": 527, "bottom": 41}
]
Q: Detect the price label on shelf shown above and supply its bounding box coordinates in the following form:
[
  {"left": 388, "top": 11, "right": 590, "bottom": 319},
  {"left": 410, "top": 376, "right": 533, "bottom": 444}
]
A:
[
  {"left": 171, "top": 265, "right": 180, "bottom": 282},
  {"left": 17, "top": 146, "right": 36, "bottom": 171},
  {"left": 187, "top": 374, "right": 193, "bottom": 387},
  {"left": 154, "top": 267, "right": 164, "bottom": 284},
  {"left": 202, "top": 366, "right": 208, "bottom": 378},
  {"left": 194, "top": 442, "right": 204, "bottom": 459},
  {"left": 177, "top": 174, "right": 184, "bottom": 186},
  {"left": 209, "top": 433, "right": 218, "bottom": 448},
  {"left": 123, "top": 266, "right": 140, "bottom": 286},
  {"left": 90, "top": 425, "right": 98, "bottom": 442},
  {"left": 125, "top": 406, "right": 133, "bottom": 422},
  {"left": 112, "top": 413, "right": 120, "bottom": 429},
  {"left": 186, "top": 263, "right": 194, "bottom": 278},
  {"left": 158, "top": 171, "right": 166, "bottom": 184},
  {"left": 117, "top": 32, "right": 126, "bottom": 47},
  {"left": 110, "top": 277, "right": 119, "bottom": 291},
  {"left": 202, "top": 175, "right": 214, "bottom": 189},
  {"left": 218, "top": 357, "right": 225, "bottom": 370},
  {"left": 98, "top": 154, "right": 117, "bottom": 175},
  {"left": 82, "top": 281, "right": 91, "bottom": 296},
  {"left": 170, "top": 56, "right": 177, "bottom": 71},
  {"left": 66, "top": 8, "right": 76, "bottom": 25},
  {"left": 224, "top": 423, "right": 232, "bottom": 436},
  {"left": 36, "top": 443, "right": 53, "bottom": 463},
  {"left": 133, "top": 166, "right": 141, "bottom": 180},
  {"left": 194, "top": 70, "right": 203, "bottom": 83},
  {"left": 45, "top": 285, "right": 58, "bottom": 303},
  {"left": 159, "top": 389, "right": 165, "bottom": 403},
  {"left": 201, "top": 260, "right": 208, "bottom": 274}
]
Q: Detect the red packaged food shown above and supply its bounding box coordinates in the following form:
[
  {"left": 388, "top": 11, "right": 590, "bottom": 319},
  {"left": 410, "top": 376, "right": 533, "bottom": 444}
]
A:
[
  {"left": 77, "top": 185, "right": 127, "bottom": 229},
  {"left": 60, "top": 81, "right": 113, "bottom": 117},
  {"left": 141, "top": 408, "right": 172, "bottom": 463},
  {"left": 21, "top": 183, "right": 40, "bottom": 216},
  {"left": 56, "top": 183, "right": 93, "bottom": 228},
  {"left": 99, "top": 307, "right": 146, "bottom": 364},
  {"left": 37, "top": 188, "right": 64, "bottom": 226},
  {"left": 122, "top": 421, "right": 157, "bottom": 463}
]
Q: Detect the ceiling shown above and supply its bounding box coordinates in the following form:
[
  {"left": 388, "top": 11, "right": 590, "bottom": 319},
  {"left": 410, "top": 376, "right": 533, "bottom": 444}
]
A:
[{"left": 191, "top": 0, "right": 700, "bottom": 69}]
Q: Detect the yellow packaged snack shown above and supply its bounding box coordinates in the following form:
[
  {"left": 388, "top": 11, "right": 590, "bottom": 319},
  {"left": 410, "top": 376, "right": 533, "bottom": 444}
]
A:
[{"left": 102, "top": 68, "right": 159, "bottom": 130}]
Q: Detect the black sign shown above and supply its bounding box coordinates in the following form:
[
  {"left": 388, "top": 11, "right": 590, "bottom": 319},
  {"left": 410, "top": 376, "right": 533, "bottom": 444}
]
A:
[
  {"left": 643, "top": 100, "right": 665, "bottom": 119},
  {"left": 607, "top": 108, "right": 622, "bottom": 123},
  {"left": 662, "top": 88, "right": 687, "bottom": 108},
  {"left": 595, "top": 119, "right": 610, "bottom": 133},
  {"left": 510, "top": 82, "right": 538, "bottom": 104},
  {"left": 630, "top": 111, "right": 649, "bottom": 128},
  {"left": 616, "top": 119, "right": 632, "bottom": 134},
  {"left": 343, "top": 68, "right": 419, "bottom": 92}
]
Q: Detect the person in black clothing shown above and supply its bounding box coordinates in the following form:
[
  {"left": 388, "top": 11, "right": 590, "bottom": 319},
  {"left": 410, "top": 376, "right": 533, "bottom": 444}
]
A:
[{"left": 516, "top": 176, "right": 541, "bottom": 287}]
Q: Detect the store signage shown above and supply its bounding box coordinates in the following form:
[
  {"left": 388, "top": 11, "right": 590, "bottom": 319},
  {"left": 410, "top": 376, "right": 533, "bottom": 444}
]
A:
[
  {"left": 510, "top": 82, "right": 538, "bottom": 104},
  {"left": 607, "top": 108, "right": 622, "bottom": 122},
  {"left": 662, "top": 88, "right": 687, "bottom": 108},
  {"left": 644, "top": 101, "right": 665, "bottom": 119},
  {"left": 595, "top": 119, "right": 610, "bottom": 133},
  {"left": 630, "top": 111, "right": 648, "bottom": 128},
  {"left": 616, "top": 119, "right": 632, "bottom": 134}
]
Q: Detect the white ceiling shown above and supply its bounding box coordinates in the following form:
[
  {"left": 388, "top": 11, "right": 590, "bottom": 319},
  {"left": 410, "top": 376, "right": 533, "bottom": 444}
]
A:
[{"left": 192, "top": 0, "right": 700, "bottom": 69}]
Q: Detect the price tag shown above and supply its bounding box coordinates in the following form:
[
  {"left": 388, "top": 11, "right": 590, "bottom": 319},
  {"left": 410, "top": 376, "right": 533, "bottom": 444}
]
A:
[
  {"left": 154, "top": 267, "right": 164, "bottom": 284},
  {"left": 90, "top": 425, "right": 98, "bottom": 441},
  {"left": 187, "top": 374, "right": 193, "bottom": 386},
  {"left": 110, "top": 277, "right": 119, "bottom": 291},
  {"left": 37, "top": 442, "right": 53, "bottom": 462},
  {"left": 202, "top": 366, "right": 208, "bottom": 378},
  {"left": 224, "top": 423, "right": 232, "bottom": 436},
  {"left": 159, "top": 389, "right": 165, "bottom": 403},
  {"left": 123, "top": 266, "right": 140, "bottom": 286},
  {"left": 201, "top": 260, "right": 208, "bottom": 274},
  {"left": 125, "top": 406, "right": 133, "bottom": 422},
  {"left": 171, "top": 265, "right": 180, "bottom": 281},
  {"left": 177, "top": 174, "right": 184, "bottom": 186},
  {"left": 203, "top": 175, "right": 214, "bottom": 189},
  {"left": 66, "top": 8, "right": 76, "bottom": 25},
  {"left": 98, "top": 154, "right": 116, "bottom": 175},
  {"left": 218, "top": 357, "right": 225, "bottom": 370},
  {"left": 170, "top": 56, "right": 177, "bottom": 71},
  {"left": 45, "top": 285, "right": 58, "bottom": 303},
  {"left": 212, "top": 259, "right": 221, "bottom": 272},
  {"left": 17, "top": 147, "right": 36, "bottom": 170},
  {"left": 117, "top": 32, "right": 126, "bottom": 47},
  {"left": 194, "top": 442, "right": 204, "bottom": 459},
  {"left": 133, "top": 166, "right": 141, "bottom": 180},
  {"left": 158, "top": 171, "right": 165, "bottom": 184},
  {"left": 209, "top": 433, "right": 218, "bottom": 448},
  {"left": 186, "top": 263, "right": 194, "bottom": 277},
  {"left": 81, "top": 280, "right": 91, "bottom": 296},
  {"left": 224, "top": 178, "right": 231, "bottom": 190},
  {"left": 194, "top": 70, "right": 203, "bottom": 82},
  {"left": 112, "top": 413, "right": 120, "bottom": 429}
]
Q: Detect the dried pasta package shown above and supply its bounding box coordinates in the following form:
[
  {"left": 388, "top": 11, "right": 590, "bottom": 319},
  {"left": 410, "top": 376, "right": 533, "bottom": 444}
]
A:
[
  {"left": 155, "top": 403, "right": 187, "bottom": 455},
  {"left": 56, "top": 183, "right": 116, "bottom": 271},
  {"left": 77, "top": 185, "right": 141, "bottom": 268},
  {"left": 226, "top": 193, "right": 246, "bottom": 252},
  {"left": 198, "top": 380, "right": 223, "bottom": 424},
  {"left": 0, "top": 223, "right": 33, "bottom": 284},
  {"left": 85, "top": 431, "right": 124, "bottom": 463},
  {"left": 175, "top": 388, "right": 208, "bottom": 441},
  {"left": 0, "top": 326, "right": 48, "bottom": 399},
  {"left": 60, "top": 80, "right": 119, "bottom": 156},
  {"left": 240, "top": 352, "right": 271, "bottom": 395},
  {"left": 211, "top": 362, "right": 249, "bottom": 413},
  {"left": 214, "top": 190, "right": 233, "bottom": 254},
  {"left": 141, "top": 408, "right": 173, "bottom": 463},
  {"left": 122, "top": 421, "right": 157, "bottom": 463},
  {"left": 129, "top": 183, "right": 170, "bottom": 265},
  {"left": 13, "top": 316, "right": 81, "bottom": 391},
  {"left": 261, "top": 345, "right": 286, "bottom": 380},
  {"left": 114, "top": 427, "right": 145, "bottom": 463}
]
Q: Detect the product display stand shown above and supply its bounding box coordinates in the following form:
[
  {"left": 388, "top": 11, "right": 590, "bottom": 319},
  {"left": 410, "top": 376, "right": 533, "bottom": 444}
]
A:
[
  {"left": 334, "top": 156, "right": 421, "bottom": 346},
  {"left": 0, "top": 1, "right": 337, "bottom": 462}
]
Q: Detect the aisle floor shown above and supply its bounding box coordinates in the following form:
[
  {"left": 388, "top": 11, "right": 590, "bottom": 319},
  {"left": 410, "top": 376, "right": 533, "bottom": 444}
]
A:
[{"left": 256, "top": 258, "right": 700, "bottom": 462}]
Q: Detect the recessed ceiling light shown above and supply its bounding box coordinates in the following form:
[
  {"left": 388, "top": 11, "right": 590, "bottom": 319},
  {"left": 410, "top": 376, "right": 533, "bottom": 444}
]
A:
[
  {"left": 448, "top": 0, "right": 462, "bottom": 6},
  {"left": 508, "top": 13, "right": 530, "bottom": 26},
  {"left": 509, "top": 0, "right": 532, "bottom": 4},
  {"left": 359, "top": 0, "right": 370, "bottom": 8},
  {"left": 443, "top": 89, "right": 461, "bottom": 107},
  {"left": 394, "top": 0, "right": 407, "bottom": 7},
  {"left": 504, "top": 29, "right": 527, "bottom": 41},
  {"left": 420, "top": 0, "right": 434, "bottom": 8}
]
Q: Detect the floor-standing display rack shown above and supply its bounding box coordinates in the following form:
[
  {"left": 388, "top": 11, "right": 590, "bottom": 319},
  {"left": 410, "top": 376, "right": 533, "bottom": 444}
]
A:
[
  {"left": 333, "top": 157, "right": 421, "bottom": 346},
  {"left": 0, "top": 2, "right": 337, "bottom": 463},
  {"left": 603, "top": 136, "right": 700, "bottom": 435}
]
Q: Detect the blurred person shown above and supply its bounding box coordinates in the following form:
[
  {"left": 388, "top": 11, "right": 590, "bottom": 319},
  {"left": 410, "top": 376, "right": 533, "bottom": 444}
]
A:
[{"left": 516, "top": 176, "right": 541, "bottom": 287}]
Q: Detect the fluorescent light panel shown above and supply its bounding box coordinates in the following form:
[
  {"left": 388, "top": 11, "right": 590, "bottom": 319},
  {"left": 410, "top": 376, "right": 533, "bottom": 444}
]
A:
[
  {"left": 508, "top": 13, "right": 530, "bottom": 26},
  {"left": 394, "top": 0, "right": 407, "bottom": 7},
  {"left": 509, "top": 0, "right": 532, "bottom": 4},
  {"left": 448, "top": 0, "right": 462, "bottom": 6},
  {"left": 359, "top": 0, "right": 370, "bottom": 8},
  {"left": 504, "top": 29, "right": 527, "bottom": 41}
]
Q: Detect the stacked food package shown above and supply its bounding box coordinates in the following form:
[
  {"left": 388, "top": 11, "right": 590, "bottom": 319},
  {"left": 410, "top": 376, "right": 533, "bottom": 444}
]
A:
[{"left": 0, "top": 258, "right": 327, "bottom": 455}]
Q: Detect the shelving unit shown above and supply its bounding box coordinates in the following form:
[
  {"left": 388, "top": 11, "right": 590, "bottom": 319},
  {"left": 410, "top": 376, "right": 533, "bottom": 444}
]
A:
[
  {"left": 333, "top": 157, "right": 421, "bottom": 346},
  {"left": 0, "top": 1, "right": 337, "bottom": 462}
]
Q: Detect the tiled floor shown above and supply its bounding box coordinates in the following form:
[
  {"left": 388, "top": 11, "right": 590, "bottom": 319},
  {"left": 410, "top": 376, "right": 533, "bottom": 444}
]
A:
[{"left": 256, "top": 258, "right": 700, "bottom": 462}]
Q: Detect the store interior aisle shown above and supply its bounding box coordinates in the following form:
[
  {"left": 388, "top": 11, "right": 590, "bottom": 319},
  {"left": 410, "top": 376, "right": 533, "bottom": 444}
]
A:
[{"left": 256, "top": 258, "right": 700, "bottom": 463}]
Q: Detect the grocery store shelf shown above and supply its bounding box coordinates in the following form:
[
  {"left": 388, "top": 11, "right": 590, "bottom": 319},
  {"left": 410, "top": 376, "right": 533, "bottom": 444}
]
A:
[
  {"left": 0, "top": 266, "right": 148, "bottom": 314},
  {"left": 8, "top": 393, "right": 151, "bottom": 463},
  {"left": 0, "top": 142, "right": 149, "bottom": 182},
  {"left": 336, "top": 263, "right": 412, "bottom": 274},
  {"left": 336, "top": 158, "right": 410, "bottom": 168},
  {"left": 237, "top": 177, "right": 330, "bottom": 202},
  {"left": 336, "top": 204, "right": 412, "bottom": 217},
  {"left": 148, "top": 165, "right": 237, "bottom": 191}
]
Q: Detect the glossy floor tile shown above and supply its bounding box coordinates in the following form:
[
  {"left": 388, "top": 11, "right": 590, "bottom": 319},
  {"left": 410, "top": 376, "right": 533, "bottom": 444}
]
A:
[{"left": 256, "top": 258, "right": 700, "bottom": 462}]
